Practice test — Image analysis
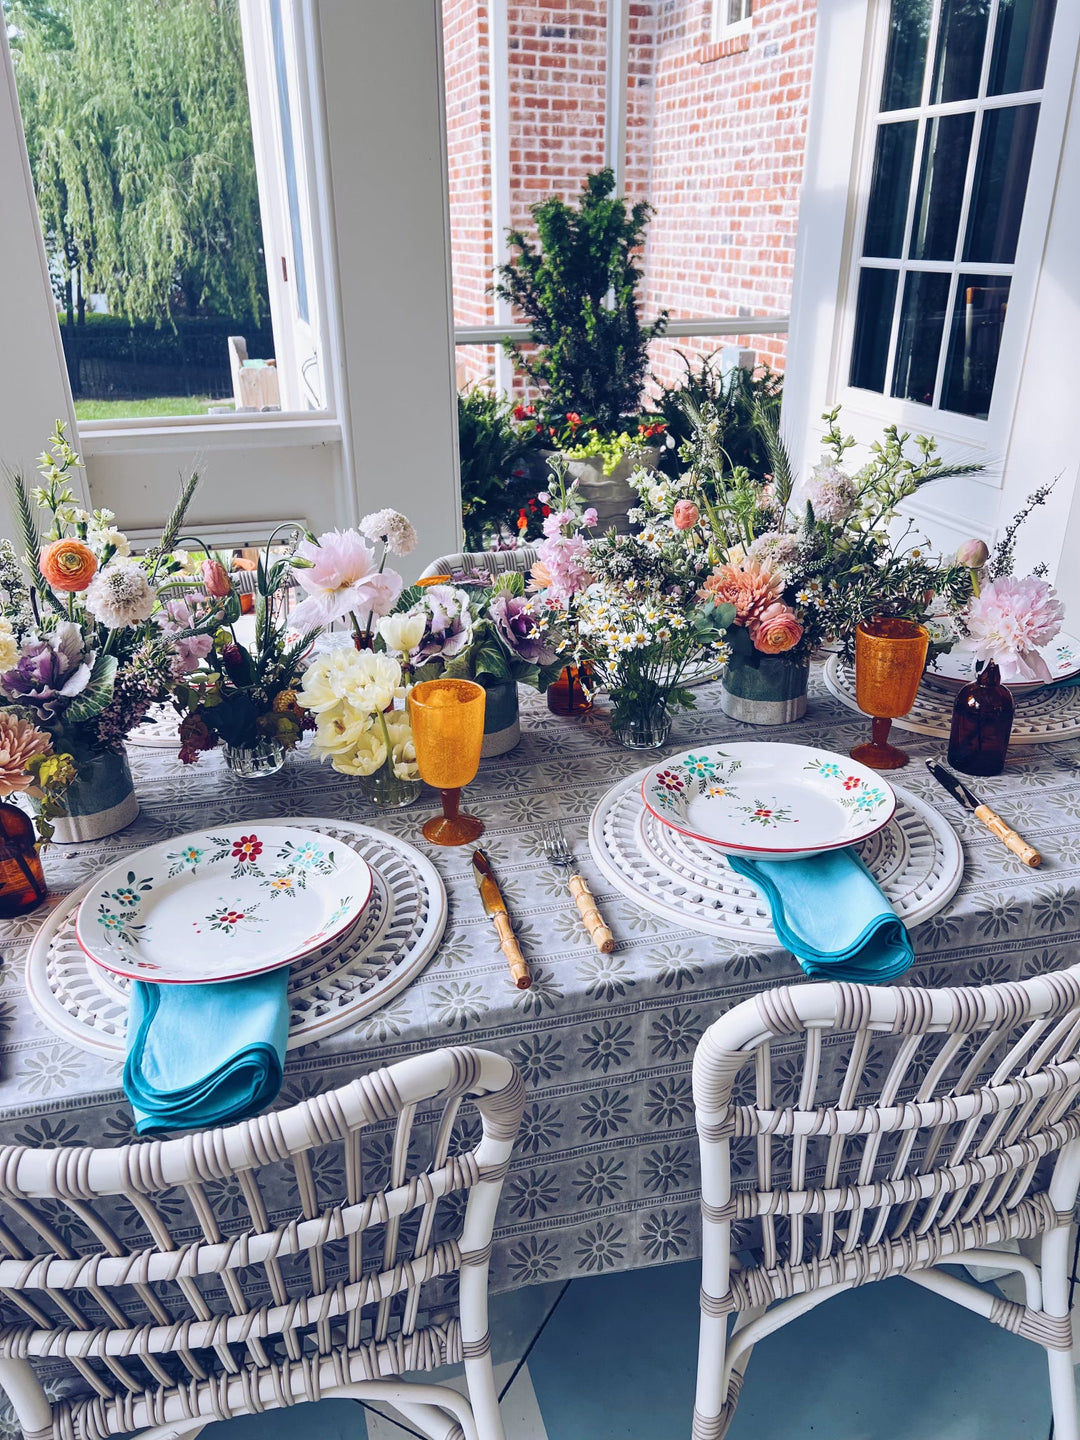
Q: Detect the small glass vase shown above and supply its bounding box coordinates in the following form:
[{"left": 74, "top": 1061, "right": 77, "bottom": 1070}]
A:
[
  {"left": 611, "top": 703, "right": 672, "bottom": 749},
  {"left": 363, "top": 763, "right": 422, "bottom": 809},
  {"left": 223, "top": 739, "right": 286, "bottom": 779}
]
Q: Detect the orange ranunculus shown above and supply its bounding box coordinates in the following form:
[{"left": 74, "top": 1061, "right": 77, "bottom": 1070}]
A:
[
  {"left": 749, "top": 602, "right": 804, "bottom": 655},
  {"left": 40, "top": 538, "right": 97, "bottom": 593}
]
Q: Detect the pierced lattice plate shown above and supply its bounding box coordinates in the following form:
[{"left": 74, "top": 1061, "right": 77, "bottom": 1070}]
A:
[
  {"left": 25, "top": 819, "right": 447, "bottom": 1057},
  {"left": 823, "top": 654, "right": 1080, "bottom": 743},
  {"left": 126, "top": 704, "right": 181, "bottom": 748},
  {"left": 588, "top": 767, "right": 963, "bottom": 940}
]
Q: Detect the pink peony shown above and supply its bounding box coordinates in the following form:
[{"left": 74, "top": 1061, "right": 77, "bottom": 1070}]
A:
[
  {"left": 956, "top": 538, "right": 990, "bottom": 569},
  {"left": 962, "top": 575, "right": 1065, "bottom": 683},
  {"left": 673, "top": 500, "right": 700, "bottom": 530},
  {"left": 749, "top": 602, "right": 804, "bottom": 654},
  {"left": 290, "top": 529, "right": 403, "bottom": 629}
]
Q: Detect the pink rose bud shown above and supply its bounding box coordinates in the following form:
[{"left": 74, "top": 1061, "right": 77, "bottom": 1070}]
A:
[
  {"left": 201, "top": 557, "right": 232, "bottom": 598},
  {"left": 673, "top": 500, "right": 700, "bottom": 531},
  {"left": 956, "top": 539, "right": 989, "bottom": 568}
]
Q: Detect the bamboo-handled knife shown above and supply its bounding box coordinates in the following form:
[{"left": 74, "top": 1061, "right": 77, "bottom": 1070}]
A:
[
  {"left": 472, "top": 850, "right": 531, "bottom": 989},
  {"left": 925, "top": 760, "right": 1042, "bottom": 868}
]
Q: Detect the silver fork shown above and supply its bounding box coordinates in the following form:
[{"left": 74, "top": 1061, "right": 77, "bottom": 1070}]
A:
[{"left": 541, "top": 823, "right": 614, "bottom": 953}]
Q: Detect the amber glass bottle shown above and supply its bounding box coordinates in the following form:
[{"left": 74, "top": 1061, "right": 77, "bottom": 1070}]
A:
[
  {"left": 0, "top": 803, "right": 47, "bottom": 917},
  {"left": 547, "top": 663, "right": 594, "bottom": 716},
  {"left": 947, "top": 662, "right": 1014, "bottom": 776}
]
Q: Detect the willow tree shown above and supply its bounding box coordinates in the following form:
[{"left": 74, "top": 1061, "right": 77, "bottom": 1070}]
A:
[{"left": 6, "top": 0, "right": 268, "bottom": 324}]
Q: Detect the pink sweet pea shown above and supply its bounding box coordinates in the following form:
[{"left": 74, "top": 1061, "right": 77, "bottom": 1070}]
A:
[{"left": 290, "top": 529, "right": 403, "bottom": 629}]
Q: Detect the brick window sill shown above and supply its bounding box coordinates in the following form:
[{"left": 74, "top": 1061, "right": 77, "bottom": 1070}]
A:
[{"left": 696, "top": 33, "right": 750, "bottom": 64}]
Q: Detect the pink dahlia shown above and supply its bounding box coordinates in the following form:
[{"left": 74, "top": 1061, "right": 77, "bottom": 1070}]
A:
[
  {"left": 0, "top": 712, "right": 53, "bottom": 796},
  {"left": 291, "top": 529, "right": 403, "bottom": 629},
  {"left": 962, "top": 575, "right": 1065, "bottom": 683},
  {"left": 700, "top": 556, "right": 785, "bottom": 628}
]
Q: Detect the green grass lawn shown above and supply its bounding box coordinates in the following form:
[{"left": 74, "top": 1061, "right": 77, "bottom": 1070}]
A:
[{"left": 73, "top": 396, "right": 232, "bottom": 421}]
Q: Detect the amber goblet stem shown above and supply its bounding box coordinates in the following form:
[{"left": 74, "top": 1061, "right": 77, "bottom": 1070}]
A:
[{"left": 422, "top": 786, "right": 484, "bottom": 847}]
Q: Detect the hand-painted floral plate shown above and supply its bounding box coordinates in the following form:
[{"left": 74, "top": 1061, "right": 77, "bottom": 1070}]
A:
[
  {"left": 924, "top": 632, "right": 1080, "bottom": 696},
  {"left": 641, "top": 743, "right": 897, "bottom": 860},
  {"left": 75, "top": 824, "right": 373, "bottom": 983}
]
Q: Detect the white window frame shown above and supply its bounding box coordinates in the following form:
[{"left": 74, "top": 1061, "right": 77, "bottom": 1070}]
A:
[
  {"left": 711, "top": 0, "right": 753, "bottom": 46},
  {"left": 0, "top": 1, "right": 463, "bottom": 566},
  {"left": 833, "top": 0, "right": 1076, "bottom": 469}
]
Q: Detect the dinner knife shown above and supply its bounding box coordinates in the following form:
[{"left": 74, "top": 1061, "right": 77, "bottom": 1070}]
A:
[
  {"left": 472, "top": 850, "right": 531, "bottom": 989},
  {"left": 925, "top": 760, "right": 1042, "bottom": 868}
]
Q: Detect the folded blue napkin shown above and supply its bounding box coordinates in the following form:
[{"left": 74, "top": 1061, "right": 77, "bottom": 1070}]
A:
[
  {"left": 123, "top": 970, "right": 289, "bottom": 1134},
  {"left": 726, "top": 849, "right": 914, "bottom": 982}
]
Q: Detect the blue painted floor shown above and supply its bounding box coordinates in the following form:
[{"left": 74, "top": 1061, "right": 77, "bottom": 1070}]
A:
[{"left": 201, "top": 1261, "right": 1059, "bottom": 1439}]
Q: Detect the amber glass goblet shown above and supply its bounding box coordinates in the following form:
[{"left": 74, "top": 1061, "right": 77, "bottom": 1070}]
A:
[
  {"left": 851, "top": 618, "right": 929, "bottom": 770},
  {"left": 409, "top": 678, "right": 486, "bottom": 845}
]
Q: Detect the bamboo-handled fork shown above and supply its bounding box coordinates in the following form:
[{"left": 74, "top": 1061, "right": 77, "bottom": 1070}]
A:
[{"left": 541, "top": 824, "right": 615, "bottom": 953}]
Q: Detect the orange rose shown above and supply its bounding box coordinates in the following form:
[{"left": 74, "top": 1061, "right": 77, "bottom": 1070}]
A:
[
  {"left": 749, "top": 602, "right": 803, "bottom": 655},
  {"left": 40, "top": 538, "right": 97, "bottom": 593}
]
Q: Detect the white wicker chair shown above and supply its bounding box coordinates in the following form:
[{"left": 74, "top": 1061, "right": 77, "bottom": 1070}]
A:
[
  {"left": 692, "top": 968, "right": 1080, "bottom": 1440},
  {"left": 418, "top": 548, "right": 539, "bottom": 582},
  {"left": 0, "top": 1046, "right": 525, "bottom": 1440}
]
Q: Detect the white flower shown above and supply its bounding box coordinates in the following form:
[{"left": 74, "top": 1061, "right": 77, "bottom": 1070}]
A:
[
  {"left": 0, "top": 617, "right": 17, "bottom": 672},
  {"left": 360, "top": 508, "right": 418, "bottom": 557},
  {"left": 84, "top": 561, "right": 156, "bottom": 628},
  {"left": 92, "top": 527, "right": 130, "bottom": 559},
  {"left": 299, "top": 647, "right": 403, "bottom": 718},
  {"left": 377, "top": 611, "right": 427, "bottom": 656}
]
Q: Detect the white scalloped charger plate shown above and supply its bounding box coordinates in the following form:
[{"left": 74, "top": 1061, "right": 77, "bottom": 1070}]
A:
[
  {"left": 75, "top": 824, "right": 373, "bottom": 983},
  {"left": 641, "top": 742, "right": 897, "bottom": 860},
  {"left": 925, "top": 632, "right": 1080, "bottom": 696}
]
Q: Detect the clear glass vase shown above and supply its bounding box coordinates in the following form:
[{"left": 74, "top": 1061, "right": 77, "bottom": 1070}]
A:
[
  {"left": 223, "top": 739, "right": 286, "bottom": 778},
  {"left": 611, "top": 704, "right": 672, "bottom": 749},
  {"left": 363, "top": 764, "right": 422, "bottom": 808}
]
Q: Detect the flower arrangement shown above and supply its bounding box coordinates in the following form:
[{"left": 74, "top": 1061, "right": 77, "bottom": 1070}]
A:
[
  {"left": 385, "top": 570, "right": 565, "bottom": 695},
  {"left": 298, "top": 648, "right": 418, "bottom": 797},
  {"left": 952, "top": 482, "right": 1065, "bottom": 684},
  {"left": 0, "top": 423, "right": 199, "bottom": 837},
  {"left": 167, "top": 528, "right": 317, "bottom": 764},
  {"left": 646, "top": 401, "right": 980, "bottom": 662}
]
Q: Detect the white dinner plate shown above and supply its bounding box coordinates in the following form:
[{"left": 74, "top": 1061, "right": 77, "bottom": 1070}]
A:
[
  {"left": 640, "top": 742, "right": 897, "bottom": 860},
  {"left": 924, "top": 632, "right": 1080, "bottom": 696},
  {"left": 76, "top": 824, "right": 373, "bottom": 983}
]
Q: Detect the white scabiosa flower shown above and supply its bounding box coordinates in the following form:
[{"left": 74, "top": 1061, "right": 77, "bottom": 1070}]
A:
[
  {"left": 84, "top": 561, "right": 156, "bottom": 628},
  {"left": 360, "top": 508, "right": 418, "bottom": 557}
]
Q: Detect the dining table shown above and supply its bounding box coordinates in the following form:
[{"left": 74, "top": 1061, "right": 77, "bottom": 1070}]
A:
[{"left": 2, "top": 664, "right": 1080, "bottom": 1297}]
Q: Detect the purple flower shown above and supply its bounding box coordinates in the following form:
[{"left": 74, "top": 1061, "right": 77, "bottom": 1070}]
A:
[
  {"left": 0, "top": 622, "right": 91, "bottom": 719},
  {"left": 409, "top": 585, "right": 475, "bottom": 665},
  {"left": 489, "top": 593, "right": 557, "bottom": 665}
]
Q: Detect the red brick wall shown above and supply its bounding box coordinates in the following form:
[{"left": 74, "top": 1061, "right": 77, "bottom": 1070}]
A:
[{"left": 442, "top": 0, "right": 815, "bottom": 399}]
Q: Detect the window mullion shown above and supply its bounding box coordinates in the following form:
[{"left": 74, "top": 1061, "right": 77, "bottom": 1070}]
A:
[{"left": 931, "top": 269, "right": 961, "bottom": 410}]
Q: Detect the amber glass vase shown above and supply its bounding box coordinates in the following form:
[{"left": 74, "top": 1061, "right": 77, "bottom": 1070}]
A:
[
  {"left": 947, "top": 662, "right": 1014, "bottom": 776},
  {"left": 409, "top": 678, "right": 486, "bottom": 845},
  {"left": 547, "top": 662, "right": 594, "bottom": 716},
  {"left": 851, "top": 618, "right": 929, "bottom": 769},
  {"left": 0, "top": 802, "right": 47, "bottom": 917}
]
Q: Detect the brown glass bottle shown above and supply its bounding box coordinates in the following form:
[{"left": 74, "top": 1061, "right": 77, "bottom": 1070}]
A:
[
  {"left": 947, "top": 662, "right": 1014, "bottom": 776},
  {"left": 547, "top": 662, "right": 594, "bottom": 716},
  {"left": 0, "top": 803, "right": 47, "bottom": 917}
]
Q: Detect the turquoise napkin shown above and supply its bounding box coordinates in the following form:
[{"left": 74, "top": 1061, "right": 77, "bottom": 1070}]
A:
[
  {"left": 726, "top": 849, "right": 914, "bottom": 982},
  {"left": 123, "top": 970, "right": 289, "bottom": 1134}
]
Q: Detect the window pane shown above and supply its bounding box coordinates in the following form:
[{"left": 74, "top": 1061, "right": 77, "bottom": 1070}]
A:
[
  {"left": 881, "top": 0, "right": 933, "bottom": 112},
  {"left": 911, "top": 113, "right": 974, "bottom": 260},
  {"left": 930, "top": 0, "right": 991, "bottom": 103},
  {"left": 989, "top": 0, "right": 1057, "bottom": 94},
  {"left": 863, "top": 122, "right": 918, "bottom": 257},
  {"left": 849, "top": 268, "right": 899, "bottom": 392},
  {"left": 940, "top": 274, "right": 1012, "bottom": 417},
  {"left": 963, "top": 103, "right": 1039, "bottom": 263},
  {"left": 891, "top": 270, "right": 951, "bottom": 403},
  {"left": 270, "top": 0, "right": 309, "bottom": 325}
]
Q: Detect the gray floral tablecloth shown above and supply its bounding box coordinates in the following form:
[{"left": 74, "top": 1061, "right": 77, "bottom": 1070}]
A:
[{"left": 2, "top": 669, "right": 1080, "bottom": 1290}]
